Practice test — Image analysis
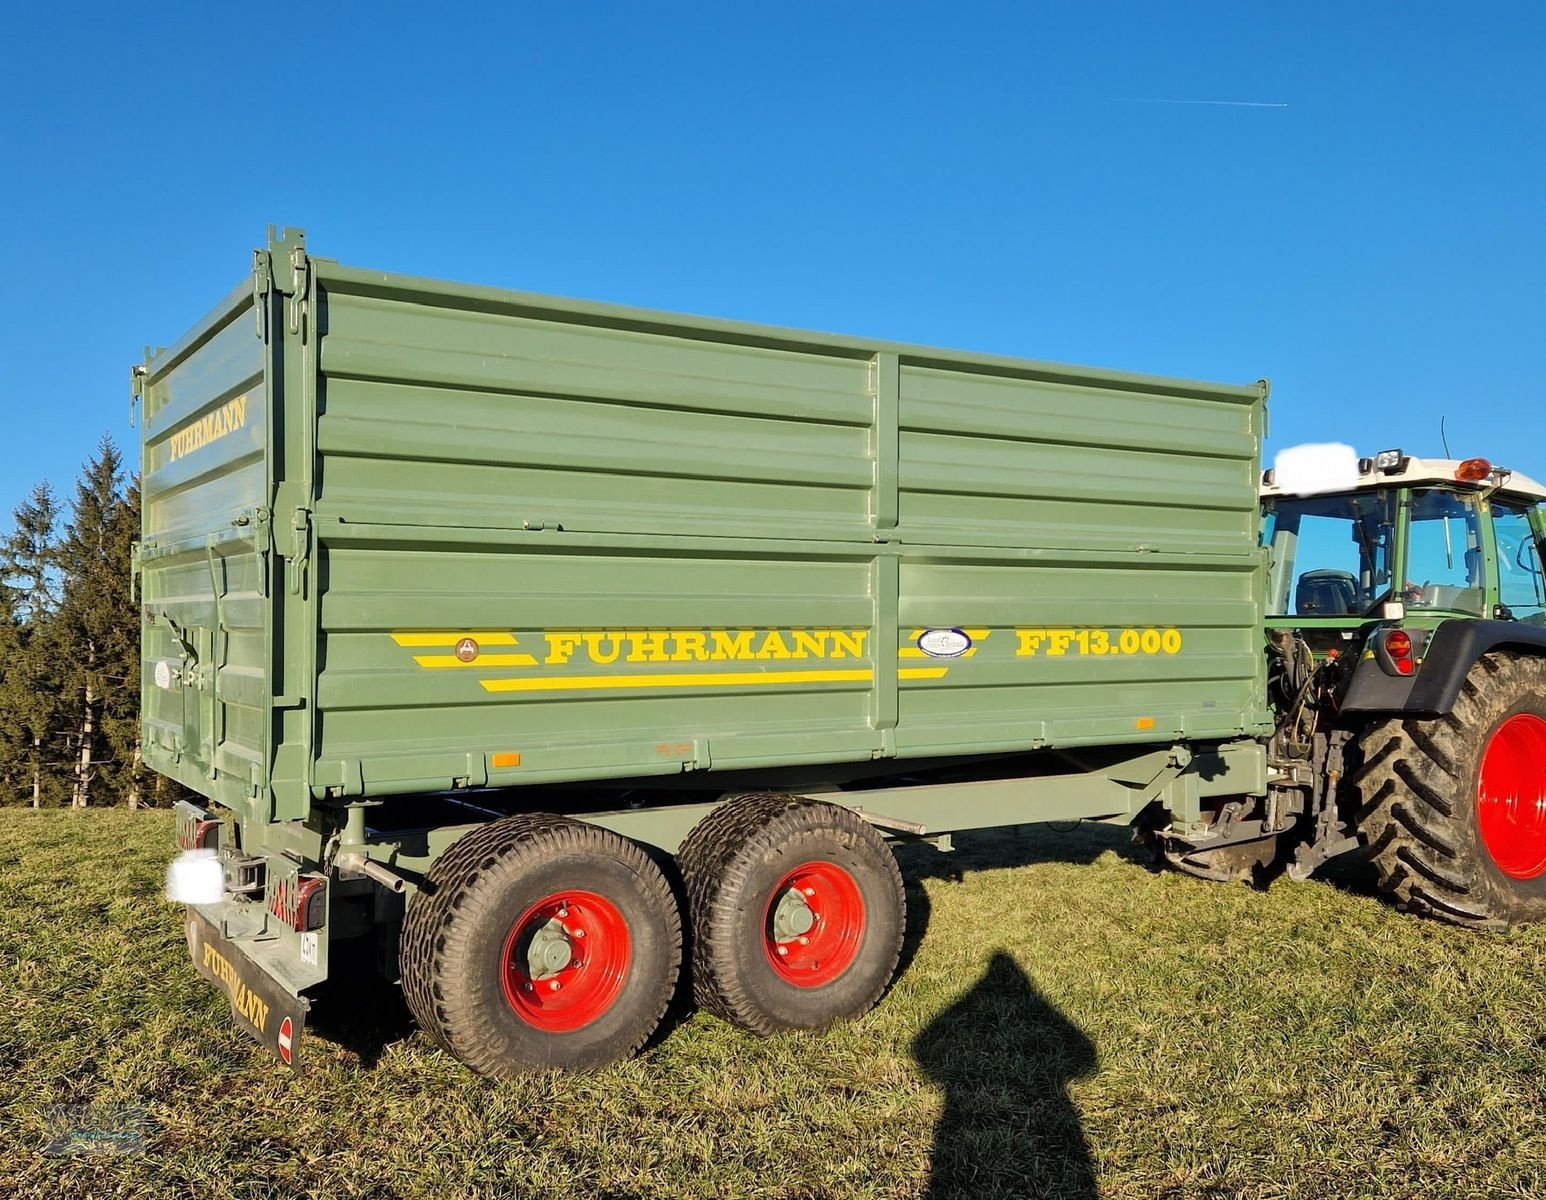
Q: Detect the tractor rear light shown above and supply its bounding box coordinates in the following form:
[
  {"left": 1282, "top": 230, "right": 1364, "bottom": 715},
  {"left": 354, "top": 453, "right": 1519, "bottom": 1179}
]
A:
[
  {"left": 1373, "top": 627, "right": 1422, "bottom": 678},
  {"left": 1456, "top": 457, "right": 1493, "bottom": 482}
]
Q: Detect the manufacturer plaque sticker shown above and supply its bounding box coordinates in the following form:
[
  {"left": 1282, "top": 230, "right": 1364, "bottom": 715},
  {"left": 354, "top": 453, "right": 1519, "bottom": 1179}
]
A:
[{"left": 917, "top": 628, "right": 972, "bottom": 658}]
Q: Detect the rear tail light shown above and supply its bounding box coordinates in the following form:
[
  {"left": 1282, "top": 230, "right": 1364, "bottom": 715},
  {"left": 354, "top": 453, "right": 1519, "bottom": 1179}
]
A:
[
  {"left": 177, "top": 817, "right": 223, "bottom": 851},
  {"left": 1382, "top": 629, "right": 1416, "bottom": 676},
  {"left": 270, "top": 874, "right": 328, "bottom": 932}
]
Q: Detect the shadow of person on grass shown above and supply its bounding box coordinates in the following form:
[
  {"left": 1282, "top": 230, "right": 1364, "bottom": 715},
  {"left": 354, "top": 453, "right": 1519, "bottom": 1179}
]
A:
[{"left": 912, "top": 952, "right": 1098, "bottom": 1200}]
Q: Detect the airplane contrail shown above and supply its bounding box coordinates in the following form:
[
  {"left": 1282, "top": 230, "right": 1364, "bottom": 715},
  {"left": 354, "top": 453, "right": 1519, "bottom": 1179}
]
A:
[{"left": 1113, "top": 97, "right": 1289, "bottom": 108}]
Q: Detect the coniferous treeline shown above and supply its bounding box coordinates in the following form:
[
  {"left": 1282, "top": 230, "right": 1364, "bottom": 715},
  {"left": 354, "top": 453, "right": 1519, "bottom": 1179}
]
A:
[{"left": 0, "top": 436, "right": 174, "bottom": 807}]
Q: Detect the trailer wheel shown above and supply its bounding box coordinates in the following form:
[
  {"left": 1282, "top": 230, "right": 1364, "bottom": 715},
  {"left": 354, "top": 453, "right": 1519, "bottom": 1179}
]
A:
[
  {"left": 1353, "top": 652, "right": 1546, "bottom": 929},
  {"left": 678, "top": 793, "right": 905, "bottom": 1035},
  {"left": 399, "top": 813, "right": 681, "bottom": 1075}
]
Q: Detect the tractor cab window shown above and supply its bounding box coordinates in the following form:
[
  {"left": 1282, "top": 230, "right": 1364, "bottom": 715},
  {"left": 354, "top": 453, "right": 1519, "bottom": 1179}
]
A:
[
  {"left": 1404, "top": 490, "right": 1486, "bottom": 615},
  {"left": 1493, "top": 501, "right": 1546, "bottom": 625},
  {"left": 1263, "top": 491, "right": 1396, "bottom": 617}
]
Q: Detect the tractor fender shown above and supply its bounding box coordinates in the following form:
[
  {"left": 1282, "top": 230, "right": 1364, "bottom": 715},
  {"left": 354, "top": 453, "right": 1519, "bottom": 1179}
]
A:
[{"left": 1342, "top": 618, "right": 1546, "bottom": 716}]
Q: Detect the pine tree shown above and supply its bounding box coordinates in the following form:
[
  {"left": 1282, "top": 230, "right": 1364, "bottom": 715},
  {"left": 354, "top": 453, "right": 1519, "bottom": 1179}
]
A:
[
  {"left": 0, "top": 589, "right": 23, "bottom": 801},
  {"left": 0, "top": 482, "right": 65, "bottom": 806},
  {"left": 54, "top": 438, "right": 139, "bottom": 808},
  {"left": 2, "top": 482, "right": 61, "bottom": 621},
  {"left": 101, "top": 476, "right": 144, "bottom": 807}
]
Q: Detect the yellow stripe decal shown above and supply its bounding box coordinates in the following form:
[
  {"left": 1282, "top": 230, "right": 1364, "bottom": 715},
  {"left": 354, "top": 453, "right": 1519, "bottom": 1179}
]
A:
[
  {"left": 898, "top": 667, "right": 950, "bottom": 680},
  {"left": 480, "top": 669, "right": 874, "bottom": 693},
  {"left": 392, "top": 632, "right": 520, "bottom": 648},
  {"left": 416, "top": 653, "right": 540, "bottom": 669}
]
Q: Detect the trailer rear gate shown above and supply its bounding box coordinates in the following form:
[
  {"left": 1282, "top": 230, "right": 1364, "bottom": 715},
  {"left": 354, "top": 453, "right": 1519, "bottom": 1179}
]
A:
[{"left": 138, "top": 229, "right": 1272, "bottom": 827}]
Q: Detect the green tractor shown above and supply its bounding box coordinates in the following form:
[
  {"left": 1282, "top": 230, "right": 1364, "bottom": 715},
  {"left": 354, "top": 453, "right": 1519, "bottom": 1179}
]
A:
[{"left": 1151, "top": 449, "right": 1546, "bottom": 927}]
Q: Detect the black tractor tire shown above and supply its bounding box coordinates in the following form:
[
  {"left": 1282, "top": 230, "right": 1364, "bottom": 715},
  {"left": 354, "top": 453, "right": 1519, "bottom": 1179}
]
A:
[
  {"left": 1353, "top": 652, "right": 1546, "bottom": 929},
  {"left": 399, "top": 813, "right": 682, "bottom": 1075},
  {"left": 677, "top": 793, "right": 905, "bottom": 1036}
]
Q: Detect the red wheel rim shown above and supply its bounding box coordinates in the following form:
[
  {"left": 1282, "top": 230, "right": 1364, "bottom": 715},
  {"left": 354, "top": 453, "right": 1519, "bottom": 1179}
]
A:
[
  {"left": 1478, "top": 713, "right": 1546, "bottom": 880},
  {"left": 500, "top": 889, "right": 631, "bottom": 1032},
  {"left": 763, "top": 861, "right": 865, "bottom": 988}
]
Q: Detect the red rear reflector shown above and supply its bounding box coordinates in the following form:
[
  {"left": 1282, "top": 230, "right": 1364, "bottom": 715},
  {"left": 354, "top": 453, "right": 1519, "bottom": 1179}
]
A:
[
  {"left": 277, "top": 1016, "right": 295, "bottom": 1065},
  {"left": 1385, "top": 630, "right": 1413, "bottom": 659},
  {"left": 1455, "top": 457, "right": 1492, "bottom": 482},
  {"left": 1395, "top": 658, "right": 1415, "bottom": 676}
]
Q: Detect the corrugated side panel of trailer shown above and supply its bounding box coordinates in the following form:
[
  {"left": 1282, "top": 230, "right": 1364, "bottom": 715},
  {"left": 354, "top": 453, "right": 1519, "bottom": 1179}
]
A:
[
  {"left": 139, "top": 277, "right": 272, "bottom": 813},
  {"left": 292, "top": 252, "right": 1271, "bottom": 799}
]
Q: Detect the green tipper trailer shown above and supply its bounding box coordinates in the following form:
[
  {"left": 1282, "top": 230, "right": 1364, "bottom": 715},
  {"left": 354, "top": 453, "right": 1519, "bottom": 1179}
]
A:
[{"left": 144, "top": 228, "right": 1546, "bottom": 1077}]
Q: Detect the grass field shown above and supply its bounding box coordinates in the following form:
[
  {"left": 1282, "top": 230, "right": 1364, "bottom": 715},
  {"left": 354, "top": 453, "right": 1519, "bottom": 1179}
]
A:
[{"left": 4, "top": 807, "right": 1545, "bottom": 1200}]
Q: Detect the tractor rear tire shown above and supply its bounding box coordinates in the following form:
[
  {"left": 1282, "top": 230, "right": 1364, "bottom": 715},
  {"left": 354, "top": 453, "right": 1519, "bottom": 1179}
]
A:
[
  {"left": 678, "top": 793, "right": 905, "bottom": 1035},
  {"left": 1353, "top": 652, "right": 1546, "bottom": 929},
  {"left": 400, "top": 813, "right": 682, "bottom": 1075}
]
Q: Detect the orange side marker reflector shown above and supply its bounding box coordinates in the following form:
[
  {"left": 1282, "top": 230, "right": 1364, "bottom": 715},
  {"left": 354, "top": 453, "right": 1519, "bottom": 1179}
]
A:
[
  {"left": 491, "top": 752, "right": 523, "bottom": 769},
  {"left": 1136, "top": 717, "right": 1156, "bottom": 731}
]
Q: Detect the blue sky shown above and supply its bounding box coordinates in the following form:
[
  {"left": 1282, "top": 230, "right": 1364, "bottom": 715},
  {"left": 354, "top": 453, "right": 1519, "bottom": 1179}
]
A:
[{"left": 1, "top": 2, "right": 1542, "bottom": 522}]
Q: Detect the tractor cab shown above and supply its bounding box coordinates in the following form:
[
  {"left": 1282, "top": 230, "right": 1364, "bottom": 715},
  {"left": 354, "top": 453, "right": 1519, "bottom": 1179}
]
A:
[{"left": 1261, "top": 451, "right": 1546, "bottom": 646}]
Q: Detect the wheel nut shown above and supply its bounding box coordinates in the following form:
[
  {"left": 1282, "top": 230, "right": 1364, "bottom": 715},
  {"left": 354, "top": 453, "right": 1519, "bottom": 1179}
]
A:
[
  {"left": 523, "top": 983, "right": 533, "bottom": 992},
  {"left": 803, "top": 887, "right": 816, "bottom": 897},
  {"left": 798, "top": 936, "right": 810, "bottom": 946},
  {"left": 572, "top": 928, "right": 586, "bottom": 938},
  {"left": 777, "top": 945, "right": 789, "bottom": 956},
  {"left": 550, "top": 980, "right": 562, "bottom": 991}
]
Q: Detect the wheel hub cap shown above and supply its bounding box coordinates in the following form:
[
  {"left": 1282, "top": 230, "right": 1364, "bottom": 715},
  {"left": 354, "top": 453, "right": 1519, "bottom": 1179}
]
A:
[
  {"left": 1477, "top": 713, "right": 1546, "bottom": 880},
  {"left": 527, "top": 917, "right": 575, "bottom": 977},
  {"left": 772, "top": 888, "right": 817, "bottom": 940}
]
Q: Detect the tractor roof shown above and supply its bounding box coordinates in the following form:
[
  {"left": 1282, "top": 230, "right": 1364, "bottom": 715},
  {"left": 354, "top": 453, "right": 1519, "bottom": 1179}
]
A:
[{"left": 1261, "top": 453, "right": 1546, "bottom": 503}]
